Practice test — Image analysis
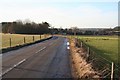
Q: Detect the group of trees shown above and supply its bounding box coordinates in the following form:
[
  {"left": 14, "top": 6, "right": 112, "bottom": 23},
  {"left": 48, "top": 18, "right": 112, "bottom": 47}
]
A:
[
  {"left": 2, "top": 20, "right": 50, "bottom": 34},
  {"left": 51, "top": 26, "right": 120, "bottom": 35}
]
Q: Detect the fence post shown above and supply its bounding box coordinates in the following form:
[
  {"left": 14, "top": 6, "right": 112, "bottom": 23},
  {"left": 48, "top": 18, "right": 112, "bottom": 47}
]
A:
[
  {"left": 81, "top": 41, "right": 83, "bottom": 48},
  {"left": 75, "top": 38, "right": 77, "bottom": 47},
  {"left": 33, "top": 36, "right": 34, "bottom": 42},
  {"left": 24, "top": 37, "right": 26, "bottom": 44},
  {"left": 87, "top": 47, "right": 90, "bottom": 61},
  {"left": 87, "top": 47, "right": 90, "bottom": 54},
  {"left": 10, "top": 38, "right": 11, "bottom": 47},
  {"left": 40, "top": 35, "right": 41, "bottom": 40},
  {"left": 111, "top": 62, "right": 114, "bottom": 80}
]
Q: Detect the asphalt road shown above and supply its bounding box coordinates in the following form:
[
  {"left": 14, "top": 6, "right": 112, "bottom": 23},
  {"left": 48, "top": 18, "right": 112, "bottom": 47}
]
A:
[{"left": 1, "top": 36, "right": 72, "bottom": 78}]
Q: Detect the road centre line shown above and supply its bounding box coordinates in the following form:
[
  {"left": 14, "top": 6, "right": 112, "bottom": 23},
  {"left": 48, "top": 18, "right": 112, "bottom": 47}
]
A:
[
  {"left": 13, "top": 59, "right": 26, "bottom": 67},
  {"left": 1, "top": 59, "right": 26, "bottom": 77},
  {"left": 1, "top": 38, "right": 56, "bottom": 77},
  {"left": 2, "top": 39, "right": 55, "bottom": 77},
  {"left": 49, "top": 42, "right": 53, "bottom": 46},
  {"left": 1, "top": 46, "right": 47, "bottom": 77},
  {"left": 35, "top": 47, "right": 46, "bottom": 53}
]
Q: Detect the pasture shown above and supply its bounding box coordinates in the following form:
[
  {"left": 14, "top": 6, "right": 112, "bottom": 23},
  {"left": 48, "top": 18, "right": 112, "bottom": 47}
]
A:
[
  {"left": 78, "top": 35, "right": 119, "bottom": 65},
  {"left": 1, "top": 33, "right": 48, "bottom": 49}
]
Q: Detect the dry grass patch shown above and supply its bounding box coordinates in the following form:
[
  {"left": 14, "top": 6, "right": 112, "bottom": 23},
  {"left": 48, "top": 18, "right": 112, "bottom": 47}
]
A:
[{"left": 70, "top": 39, "right": 100, "bottom": 79}]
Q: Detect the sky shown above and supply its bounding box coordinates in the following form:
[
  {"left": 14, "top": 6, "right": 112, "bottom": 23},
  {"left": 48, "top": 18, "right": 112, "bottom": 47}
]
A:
[{"left": 0, "top": 0, "right": 119, "bottom": 28}]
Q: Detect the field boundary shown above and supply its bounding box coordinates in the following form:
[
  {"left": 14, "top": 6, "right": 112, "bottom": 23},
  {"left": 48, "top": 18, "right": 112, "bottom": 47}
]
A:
[
  {"left": 76, "top": 38, "right": 119, "bottom": 79},
  {"left": 70, "top": 38, "right": 101, "bottom": 79},
  {"left": 2, "top": 36, "right": 53, "bottom": 53}
]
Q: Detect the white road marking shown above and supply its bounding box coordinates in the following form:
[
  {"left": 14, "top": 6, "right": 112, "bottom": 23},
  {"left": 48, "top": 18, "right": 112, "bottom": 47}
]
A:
[
  {"left": 35, "top": 47, "right": 46, "bottom": 53},
  {"left": 67, "top": 46, "right": 70, "bottom": 49},
  {"left": 13, "top": 59, "right": 26, "bottom": 67},
  {"left": 66, "top": 41, "right": 70, "bottom": 49},
  {"left": 49, "top": 43, "right": 53, "bottom": 46},
  {"left": 0, "top": 59, "right": 26, "bottom": 77},
  {"left": 1, "top": 46, "right": 47, "bottom": 77},
  {"left": 67, "top": 42, "right": 70, "bottom": 46},
  {"left": 2, "top": 46, "right": 47, "bottom": 77}
]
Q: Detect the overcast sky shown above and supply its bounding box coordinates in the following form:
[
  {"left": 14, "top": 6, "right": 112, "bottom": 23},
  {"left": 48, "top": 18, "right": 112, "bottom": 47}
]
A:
[{"left": 0, "top": 0, "right": 119, "bottom": 28}]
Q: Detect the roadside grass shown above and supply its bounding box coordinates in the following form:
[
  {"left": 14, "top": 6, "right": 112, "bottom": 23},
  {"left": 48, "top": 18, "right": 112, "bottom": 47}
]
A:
[
  {"left": 77, "top": 35, "right": 118, "bottom": 65},
  {"left": 2, "top": 34, "right": 47, "bottom": 49}
]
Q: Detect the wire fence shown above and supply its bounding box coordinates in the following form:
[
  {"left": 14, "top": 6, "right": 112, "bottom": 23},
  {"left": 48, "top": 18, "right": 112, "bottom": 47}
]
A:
[{"left": 76, "top": 38, "right": 119, "bottom": 79}]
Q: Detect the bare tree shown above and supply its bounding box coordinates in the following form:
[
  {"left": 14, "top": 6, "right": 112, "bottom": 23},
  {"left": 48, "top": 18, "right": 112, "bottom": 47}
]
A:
[{"left": 71, "top": 27, "right": 79, "bottom": 36}]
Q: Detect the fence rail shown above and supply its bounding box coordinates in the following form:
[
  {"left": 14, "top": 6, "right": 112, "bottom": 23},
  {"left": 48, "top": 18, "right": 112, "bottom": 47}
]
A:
[{"left": 76, "top": 38, "right": 119, "bottom": 79}]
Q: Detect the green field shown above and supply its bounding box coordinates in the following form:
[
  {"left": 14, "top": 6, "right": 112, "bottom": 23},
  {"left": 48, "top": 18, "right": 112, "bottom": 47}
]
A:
[
  {"left": 78, "top": 35, "right": 119, "bottom": 65},
  {"left": 1, "top": 33, "right": 49, "bottom": 49}
]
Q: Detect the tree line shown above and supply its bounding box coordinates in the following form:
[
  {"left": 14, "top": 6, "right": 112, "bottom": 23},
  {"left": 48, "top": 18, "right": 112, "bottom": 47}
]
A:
[
  {"left": 51, "top": 26, "right": 120, "bottom": 35},
  {"left": 1, "top": 20, "right": 120, "bottom": 35},
  {"left": 2, "top": 20, "right": 50, "bottom": 34}
]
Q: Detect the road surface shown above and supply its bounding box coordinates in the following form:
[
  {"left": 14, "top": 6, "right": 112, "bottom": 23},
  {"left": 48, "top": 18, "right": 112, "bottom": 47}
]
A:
[{"left": 1, "top": 36, "right": 72, "bottom": 78}]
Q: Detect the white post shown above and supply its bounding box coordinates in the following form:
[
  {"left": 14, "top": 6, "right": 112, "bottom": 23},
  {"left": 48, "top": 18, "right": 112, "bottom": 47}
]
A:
[{"left": 111, "top": 62, "right": 114, "bottom": 80}]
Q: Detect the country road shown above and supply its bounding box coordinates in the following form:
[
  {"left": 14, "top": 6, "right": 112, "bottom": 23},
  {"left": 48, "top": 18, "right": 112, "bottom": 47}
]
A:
[{"left": 1, "top": 36, "right": 72, "bottom": 78}]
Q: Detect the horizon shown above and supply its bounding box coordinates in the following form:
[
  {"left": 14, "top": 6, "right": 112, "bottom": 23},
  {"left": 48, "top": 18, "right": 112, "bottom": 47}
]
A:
[{"left": 0, "top": 0, "right": 119, "bottom": 28}]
